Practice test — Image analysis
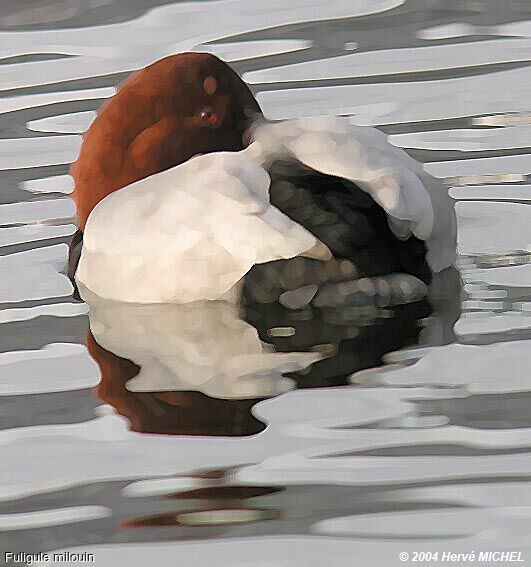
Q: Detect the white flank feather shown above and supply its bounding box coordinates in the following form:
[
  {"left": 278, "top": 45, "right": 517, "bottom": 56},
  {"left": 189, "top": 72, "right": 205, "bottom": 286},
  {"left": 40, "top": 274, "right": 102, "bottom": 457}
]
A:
[{"left": 76, "top": 151, "right": 318, "bottom": 303}]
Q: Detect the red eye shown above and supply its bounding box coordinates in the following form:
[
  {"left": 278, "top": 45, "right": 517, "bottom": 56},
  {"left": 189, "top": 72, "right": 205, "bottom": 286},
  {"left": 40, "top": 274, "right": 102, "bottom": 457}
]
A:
[{"left": 198, "top": 107, "right": 217, "bottom": 126}]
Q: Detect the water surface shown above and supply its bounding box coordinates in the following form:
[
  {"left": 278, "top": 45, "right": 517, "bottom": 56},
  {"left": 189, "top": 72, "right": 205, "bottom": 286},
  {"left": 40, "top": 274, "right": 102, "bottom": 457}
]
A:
[{"left": 1, "top": 1, "right": 531, "bottom": 565}]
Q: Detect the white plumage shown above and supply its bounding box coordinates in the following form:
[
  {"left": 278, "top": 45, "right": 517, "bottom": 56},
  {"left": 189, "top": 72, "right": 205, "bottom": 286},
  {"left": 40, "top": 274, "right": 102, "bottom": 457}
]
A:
[
  {"left": 77, "top": 151, "right": 319, "bottom": 303},
  {"left": 76, "top": 117, "right": 456, "bottom": 304},
  {"left": 86, "top": 296, "right": 320, "bottom": 399},
  {"left": 249, "top": 117, "right": 456, "bottom": 272}
]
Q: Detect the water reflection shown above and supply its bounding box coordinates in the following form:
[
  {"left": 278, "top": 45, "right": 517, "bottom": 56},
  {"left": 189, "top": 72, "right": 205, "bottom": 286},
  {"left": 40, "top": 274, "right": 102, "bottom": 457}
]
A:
[
  {"left": 118, "top": 466, "right": 457, "bottom": 535},
  {"left": 80, "top": 270, "right": 460, "bottom": 436}
]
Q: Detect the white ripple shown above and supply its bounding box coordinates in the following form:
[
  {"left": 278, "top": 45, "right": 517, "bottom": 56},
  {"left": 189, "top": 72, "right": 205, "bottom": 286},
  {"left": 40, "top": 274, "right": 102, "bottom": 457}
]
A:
[
  {"left": 395, "top": 482, "right": 531, "bottom": 508},
  {"left": 473, "top": 112, "right": 531, "bottom": 127},
  {"left": 0, "top": 389, "right": 409, "bottom": 501},
  {"left": 0, "top": 506, "right": 110, "bottom": 530},
  {"left": 425, "top": 154, "right": 531, "bottom": 179},
  {"left": 264, "top": 421, "right": 531, "bottom": 447},
  {"left": 27, "top": 111, "right": 96, "bottom": 135},
  {"left": 418, "top": 20, "right": 531, "bottom": 41},
  {"left": 122, "top": 477, "right": 204, "bottom": 498},
  {"left": 258, "top": 66, "right": 531, "bottom": 125},
  {"left": 0, "top": 415, "right": 130, "bottom": 448},
  {"left": 0, "top": 244, "right": 68, "bottom": 270},
  {"left": 0, "top": 302, "right": 88, "bottom": 324},
  {"left": 2, "top": 386, "right": 531, "bottom": 503},
  {"left": 0, "top": 265, "right": 72, "bottom": 303},
  {"left": 254, "top": 387, "right": 410, "bottom": 428},
  {"left": 462, "top": 299, "right": 505, "bottom": 310},
  {"left": 465, "top": 263, "right": 531, "bottom": 287},
  {"left": 0, "top": 87, "right": 114, "bottom": 116},
  {"left": 313, "top": 508, "right": 531, "bottom": 538},
  {"left": 21, "top": 175, "right": 74, "bottom": 195},
  {"left": 456, "top": 201, "right": 531, "bottom": 257},
  {"left": 244, "top": 38, "right": 531, "bottom": 84},
  {"left": 0, "top": 198, "right": 75, "bottom": 226},
  {"left": 0, "top": 343, "right": 99, "bottom": 395},
  {"left": 354, "top": 340, "right": 531, "bottom": 393},
  {"left": 0, "top": 136, "right": 81, "bottom": 170},
  {"left": 0, "top": 245, "right": 70, "bottom": 303},
  {"left": 390, "top": 126, "right": 531, "bottom": 152},
  {"left": 449, "top": 185, "right": 531, "bottom": 201},
  {"left": 237, "top": 450, "right": 531, "bottom": 486},
  {"left": 455, "top": 312, "right": 531, "bottom": 336},
  {"left": 0, "top": 0, "right": 403, "bottom": 91},
  {"left": 0, "top": 415, "right": 276, "bottom": 501},
  {"left": 0, "top": 224, "right": 76, "bottom": 248},
  {"left": 193, "top": 39, "right": 312, "bottom": 62}
]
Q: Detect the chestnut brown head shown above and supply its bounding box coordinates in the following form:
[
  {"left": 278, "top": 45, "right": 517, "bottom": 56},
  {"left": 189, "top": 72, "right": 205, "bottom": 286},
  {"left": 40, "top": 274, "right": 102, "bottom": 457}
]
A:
[{"left": 72, "top": 52, "right": 262, "bottom": 228}]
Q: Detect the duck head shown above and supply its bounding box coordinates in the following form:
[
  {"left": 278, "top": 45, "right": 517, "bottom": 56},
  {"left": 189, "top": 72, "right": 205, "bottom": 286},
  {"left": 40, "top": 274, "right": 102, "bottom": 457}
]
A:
[{"left": 72, "top": 52, "right": 262, "bottom": 229}]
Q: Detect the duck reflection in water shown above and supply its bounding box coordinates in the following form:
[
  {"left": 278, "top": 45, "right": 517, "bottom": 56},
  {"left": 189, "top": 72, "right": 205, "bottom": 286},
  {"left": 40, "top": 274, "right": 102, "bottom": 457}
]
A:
[
  {"left": 86, "top": 295, "right": 318, "bottom": 436},
  {"left": 82, "top": 267, "right": 460, "bottom": 437}
]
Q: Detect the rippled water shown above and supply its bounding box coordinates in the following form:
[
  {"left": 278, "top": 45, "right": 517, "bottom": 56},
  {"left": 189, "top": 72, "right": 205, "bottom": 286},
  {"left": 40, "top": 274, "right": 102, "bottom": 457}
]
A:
[{"left": 1, "top": 1, "right": 531, "bottom": 565}]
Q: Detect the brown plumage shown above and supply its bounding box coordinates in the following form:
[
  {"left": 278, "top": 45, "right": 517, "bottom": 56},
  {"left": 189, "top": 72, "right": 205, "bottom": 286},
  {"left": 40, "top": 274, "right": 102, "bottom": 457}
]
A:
[{"left": 71, "top": 52, "right": 261, "bottom": 229}]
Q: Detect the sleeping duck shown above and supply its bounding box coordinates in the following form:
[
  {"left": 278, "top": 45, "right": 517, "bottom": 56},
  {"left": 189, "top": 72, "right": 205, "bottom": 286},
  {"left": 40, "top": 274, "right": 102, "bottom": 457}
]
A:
[{"left": 69, "top": 52, "right": 456, "bottom": 305}]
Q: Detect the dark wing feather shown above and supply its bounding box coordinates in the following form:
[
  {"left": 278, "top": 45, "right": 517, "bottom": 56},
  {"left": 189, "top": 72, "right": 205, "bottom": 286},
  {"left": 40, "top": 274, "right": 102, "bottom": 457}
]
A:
[{"left": 242, "top": 159, "right": 431, "bottom": 307}]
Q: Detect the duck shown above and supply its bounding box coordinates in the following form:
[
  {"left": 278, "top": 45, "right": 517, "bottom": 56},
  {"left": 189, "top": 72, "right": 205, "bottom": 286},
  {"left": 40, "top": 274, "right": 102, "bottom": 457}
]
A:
[{"left": 69, "top": 52, "right": 456, "bottom": 306}]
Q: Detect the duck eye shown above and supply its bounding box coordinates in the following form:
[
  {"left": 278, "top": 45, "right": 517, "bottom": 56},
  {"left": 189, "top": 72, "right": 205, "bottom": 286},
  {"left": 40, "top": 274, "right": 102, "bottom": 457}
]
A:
[{"left": 198, "top": 106, "right": 217, "bottom": 126}]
